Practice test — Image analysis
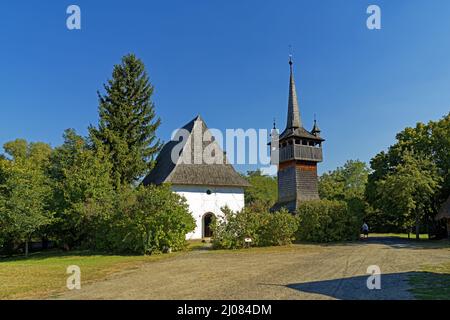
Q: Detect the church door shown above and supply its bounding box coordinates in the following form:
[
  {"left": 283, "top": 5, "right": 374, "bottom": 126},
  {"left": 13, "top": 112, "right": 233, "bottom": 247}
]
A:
[{"left": 203, "top": 213, "right": 214, "bottom": 238}]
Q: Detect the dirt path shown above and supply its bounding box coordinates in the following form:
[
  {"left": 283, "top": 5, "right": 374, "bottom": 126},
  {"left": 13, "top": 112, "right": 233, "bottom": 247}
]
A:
[{"left": 58, "top": 238, "right": 450, "bottom": 300}]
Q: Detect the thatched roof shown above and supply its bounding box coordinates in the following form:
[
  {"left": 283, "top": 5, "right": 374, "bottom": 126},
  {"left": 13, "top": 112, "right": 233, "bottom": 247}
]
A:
[
  {"left": 143, "top": 116, "right": 250, "bottom": 188},
  {"left": 436, "top": 196, "right": 450, "bottom": 220}
]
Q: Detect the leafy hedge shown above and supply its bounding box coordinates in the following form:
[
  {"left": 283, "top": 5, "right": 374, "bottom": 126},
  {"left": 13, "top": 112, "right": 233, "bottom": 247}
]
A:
[
  {"left": 95, "top": 184, "right": 196, "bottom": 255},
  {"left": 211, "top": 207, "right": 298, "bottom": 249},
  {"left": 295, "top": 199, "right": 362, "bottom": 242}
]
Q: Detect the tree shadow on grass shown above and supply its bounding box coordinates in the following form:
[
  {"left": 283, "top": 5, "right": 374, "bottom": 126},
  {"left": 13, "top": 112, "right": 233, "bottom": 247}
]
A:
[
  {"left": 364, "top": 237, "right": 450, "bottom": 250},
  {"left": 281, "top": 271, "right": 450, "bottom": 300},
  {"left": 311, "top": 237, "right": 450, "bottom": 250},
  {"left": 0, "top": 249, "right": 143, "bottom": 262}
]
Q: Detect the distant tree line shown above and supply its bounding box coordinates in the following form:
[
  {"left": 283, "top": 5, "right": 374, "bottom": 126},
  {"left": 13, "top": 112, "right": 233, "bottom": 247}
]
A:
[
  {"left": 366, "top": 114, "right": 450, "bottom": 238},
  {"left": 318, "top": 114, "right": 450, "bottom": 239},
  {"left": 243, "top": 113, "right": 450, "bottom": 241}
]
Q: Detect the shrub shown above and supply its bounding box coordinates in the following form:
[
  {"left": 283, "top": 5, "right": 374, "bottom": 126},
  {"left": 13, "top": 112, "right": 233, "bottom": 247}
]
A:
[
  {"left": 295, "top": 199, "right": 362, "bottom": 242},
  {"left": 211, "top": 207, "right": 298, "bottom": 249},
  {"left": 97, "top": 184, "right": 195, "bottom": 255},
  {"left": 260, "top": 209, "right": 299, "bottom": 246}
]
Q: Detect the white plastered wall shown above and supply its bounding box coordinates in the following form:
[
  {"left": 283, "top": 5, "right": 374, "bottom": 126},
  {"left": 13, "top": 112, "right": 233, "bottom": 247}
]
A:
[{"left": 171, "top": 185, "right": 245, "bottom": 239}]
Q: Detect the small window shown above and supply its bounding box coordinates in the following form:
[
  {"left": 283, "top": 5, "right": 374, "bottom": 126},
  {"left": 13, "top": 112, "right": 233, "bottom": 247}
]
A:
[{"left": 206, "top": 189, "right": 212, "bottom": 195}]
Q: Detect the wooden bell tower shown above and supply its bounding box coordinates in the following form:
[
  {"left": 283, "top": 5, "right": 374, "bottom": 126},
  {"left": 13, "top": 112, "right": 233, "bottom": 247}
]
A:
[{"left": 272, "top": 57, "right": 324, "bottom": 213}]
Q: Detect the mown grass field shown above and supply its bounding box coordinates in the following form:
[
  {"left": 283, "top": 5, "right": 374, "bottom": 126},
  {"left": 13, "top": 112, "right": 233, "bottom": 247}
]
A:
[{"left": 0, "top": 250, "right": 177, "bottom": 299}]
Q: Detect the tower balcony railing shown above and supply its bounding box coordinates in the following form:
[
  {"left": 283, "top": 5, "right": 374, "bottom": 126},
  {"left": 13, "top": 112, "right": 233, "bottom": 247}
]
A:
[{"left": 279, "top": 144, "right": 323, "bottom": 162}]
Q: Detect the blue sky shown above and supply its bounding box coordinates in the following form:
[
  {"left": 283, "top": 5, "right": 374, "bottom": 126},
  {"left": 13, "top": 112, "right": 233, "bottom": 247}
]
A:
[{"left": 0, "top": 0, "right": 449, "bottom": 174}]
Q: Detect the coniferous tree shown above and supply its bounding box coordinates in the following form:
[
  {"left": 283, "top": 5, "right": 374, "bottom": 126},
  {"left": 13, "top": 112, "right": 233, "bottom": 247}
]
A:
[{"left": 90, "top": 54, "right": 161, "bottom": 186}]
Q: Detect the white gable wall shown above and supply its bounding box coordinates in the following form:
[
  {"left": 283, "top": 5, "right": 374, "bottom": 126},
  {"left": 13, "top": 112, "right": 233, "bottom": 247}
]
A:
[{"left": 171, "top": 185, "right": 245, "bottom": 240}]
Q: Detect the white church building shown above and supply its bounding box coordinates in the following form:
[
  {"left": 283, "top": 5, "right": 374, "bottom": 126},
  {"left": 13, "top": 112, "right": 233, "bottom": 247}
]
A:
[{"left": 143, "top": 116, "right": 250, "bottom": 239}]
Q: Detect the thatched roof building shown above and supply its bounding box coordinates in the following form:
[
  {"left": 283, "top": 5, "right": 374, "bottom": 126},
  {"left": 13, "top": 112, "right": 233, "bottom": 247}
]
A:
[
  {"left": 143, "top": 115, "right": 250, "bottom": 188},
  {"left": 142, "top": 115, "right": 249, "bottom": 240}
]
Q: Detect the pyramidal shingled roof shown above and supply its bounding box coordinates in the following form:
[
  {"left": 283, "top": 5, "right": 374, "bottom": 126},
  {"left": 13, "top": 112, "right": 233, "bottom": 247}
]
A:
[
  {"left": 279, "top": 58, "right": 324, "bottom": 142},
  {"left": 143, "top": 116, "right": 250, "bottom": 188},
  {"left": 286, "top": 57, "right": 302, "bottom": 129}
]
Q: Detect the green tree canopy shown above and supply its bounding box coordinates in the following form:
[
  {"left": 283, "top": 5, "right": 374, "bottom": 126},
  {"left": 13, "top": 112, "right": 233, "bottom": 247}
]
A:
[
  {"left": 374, "top": 152, "right": 441, "bottom": 238},
  {"left": 367, "top": 113, "right": 450, "bottom": 234},
  {"left": 368, "top": 113, "right": 450, "bottom": 203},
  {"left": 0, "top": 139, "right": 53, "bottom": 256},
  {"left": 48, "top": 129, "right": 115, "bottom": 249},
  {"left": 319, "top": 160, "right": 370, "bottom": 201},
  {"left": 244, "top": 170, "right": 277, "bottom": 211}
]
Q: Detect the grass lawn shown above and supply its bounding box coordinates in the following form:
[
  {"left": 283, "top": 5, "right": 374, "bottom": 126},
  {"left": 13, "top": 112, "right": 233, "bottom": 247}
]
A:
[
  {"left": 409, "top": 262, "right": 450, "bottom": 300},
  {"left": 0, "top": 250, "right": 177, "bottom": 299},
  {"left": 0, "top": 242, "right": 320, "bottom": 300}
]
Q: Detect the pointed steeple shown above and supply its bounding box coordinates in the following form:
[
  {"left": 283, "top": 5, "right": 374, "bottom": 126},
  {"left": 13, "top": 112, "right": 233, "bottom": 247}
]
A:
[
  {"left": 312, "top": 114, "right": 321, "bottom": 137},
  {"left": 286, "top": 56, "right": 302, "bottom": 130}
]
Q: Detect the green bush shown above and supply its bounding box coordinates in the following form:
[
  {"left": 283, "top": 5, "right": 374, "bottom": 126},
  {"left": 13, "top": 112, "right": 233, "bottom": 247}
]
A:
[
  {"left": 96, "top": 184, "right": 195, "bottom": 255},
  {"left": 296, "top": 199, "right": 362, "bottom": 242},
  {"left": 211, "top": 207, "right": 298, "bottom": 249}
]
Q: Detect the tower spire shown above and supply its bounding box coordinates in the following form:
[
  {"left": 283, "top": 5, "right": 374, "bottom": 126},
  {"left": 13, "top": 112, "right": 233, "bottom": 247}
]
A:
[
  {"left": 286, "top": 55, "right": 302, "bottom": 130},
  {"left": 312, "top": 114, "right": 321, "bottom": 137}
]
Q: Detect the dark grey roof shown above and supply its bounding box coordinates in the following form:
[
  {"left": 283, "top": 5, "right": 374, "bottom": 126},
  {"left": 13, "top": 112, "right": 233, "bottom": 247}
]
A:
[
  {"left": 279, "top": 126, "right": 324, "bottom": 141},
  {"left": 436, "top": 196, "right": 450, "bottom": 220},
  {"left": 143, "top": 116, "right": 250, "bottom": 188}
]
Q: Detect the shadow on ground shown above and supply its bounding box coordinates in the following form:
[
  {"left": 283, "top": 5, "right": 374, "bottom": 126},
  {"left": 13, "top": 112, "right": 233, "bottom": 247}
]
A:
[
  {"left": 0, "top": 249, "right": 138, "bottom": 262},
  {"left": 282, "top": 271, "right": 449, "bottom": 300},
  {"left": 318, "top": 237, "right": 450, "bottom": 250},
  {"left": 365, "top": 237, "right": 450, "bottom": 250}
]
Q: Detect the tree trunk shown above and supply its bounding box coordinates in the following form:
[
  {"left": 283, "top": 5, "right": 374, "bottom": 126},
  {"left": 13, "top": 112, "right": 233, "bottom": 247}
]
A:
[
  {"left": 415, "top": 212, "right": 420, "bottom": 240},
  {"left": 25, "top": 239, "right": 29, "bottom": 257},
  {"left": 42, "top": 236, "right": 49, "bottom": 250}
]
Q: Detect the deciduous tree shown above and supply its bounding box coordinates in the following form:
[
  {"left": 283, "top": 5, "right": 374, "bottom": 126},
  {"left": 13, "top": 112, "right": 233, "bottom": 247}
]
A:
[
  {"left": 0, "top": 140, "right": 53, "bottom": 256},
  {"left": 374, "top": 152, "right": 441, "bottom": 239}
]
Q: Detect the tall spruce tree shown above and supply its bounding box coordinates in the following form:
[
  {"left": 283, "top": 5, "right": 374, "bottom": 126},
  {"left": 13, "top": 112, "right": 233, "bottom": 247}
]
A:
[{"left": 90, "top": 54, "right": 161, "bottom": 186}]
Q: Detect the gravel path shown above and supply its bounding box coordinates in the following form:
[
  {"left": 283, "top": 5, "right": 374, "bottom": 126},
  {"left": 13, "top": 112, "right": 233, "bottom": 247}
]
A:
[{"left": 58, "top": 238, "right": 450, "bottom": 300}]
